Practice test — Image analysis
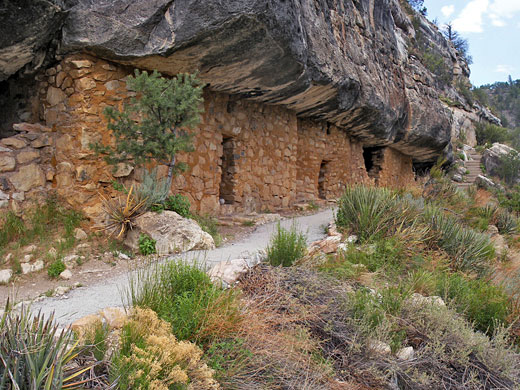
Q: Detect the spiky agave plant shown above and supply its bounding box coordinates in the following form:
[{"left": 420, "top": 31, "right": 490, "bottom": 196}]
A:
[
  {"left": 0, "top": 303, "right": 93, "bottom": 389},
  {"left": 100, "top": 185, "right": 147, "bottom": 238}
]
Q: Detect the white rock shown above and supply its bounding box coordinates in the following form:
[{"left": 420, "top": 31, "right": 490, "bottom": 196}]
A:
[
  {"left": 60, "top": 269, "right": 73, "bottom": 280},
  {"left": 31, "top": 260, "right": 44, "bottom": 273},
  {"left": 396, "top": 346, "right": 414, "bottom": 360},
  {"left": 55, "top": 286, "right": 70, "bottom": 296},
  {"left": 125, "top": 211, "right": 215, "bottom": 255},
  {"left": 410, "top": 293, "right": 445, "bottom": 307},
  {"left": 0, "top": 269, "right": 12, "bottom": 283},
  {"left": 116, "top": 251, "right": 130, "bottom": 260},
  {"left": 21, "top": 254, "right": 32, "bottom": 263},
  {"left": 452, "top": 174, "right": 463, "bottom": 183},
  {"left": 21, "top": 263, "right": 32, "bottom": 274},
  {"left": 346, "top": 235, "right": 358, "bottom": 244},
  {"left": 4, "top": 253, "right": 13, "bottom": 263},
  {"left": 74, "top": 228, "right": 88, "bottom": 241},
  {"left": 337, "top": 243, "right": 348, "bottom": 252},
  {"left": 63, "top": 254, "right": 79, "bottom": 269},
  {"left": 368, "top": 339, "right": 391, "bottom": 355},
  {"left": 48, "top": 248, "right": 57, "bottom": 257},
  {"left": 208, "top": 258, "right": 249, "bottom": 286}
]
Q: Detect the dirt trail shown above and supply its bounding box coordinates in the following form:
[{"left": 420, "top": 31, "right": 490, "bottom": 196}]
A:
[{"left": 29, "top": 209, "right": 334, "bottom": 325}]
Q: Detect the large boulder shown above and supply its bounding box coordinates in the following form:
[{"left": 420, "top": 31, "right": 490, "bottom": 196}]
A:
[
  {"left": 482, "top": 143, "right": 517, "bottom": 177},
  {"left": 125, "top": 211, "right": 215, "bottom": 255},
  {"left": 0, "top": 0, "right": 66, "bottom": 81},
  {"left": 61, "top": 0, "right": 456, "bottom": 160}
]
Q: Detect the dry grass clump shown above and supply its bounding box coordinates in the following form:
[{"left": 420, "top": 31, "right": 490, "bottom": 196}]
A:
[
  {"left": 237, "top": 265, "right": 520, "bottom": 390},
  {"left": 113, "top": 308, "right": 220, "bottom": 390}
]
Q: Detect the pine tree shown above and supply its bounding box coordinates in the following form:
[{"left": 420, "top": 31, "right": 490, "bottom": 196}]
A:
[
  {"left": 443, "top": 23, "right": 473, "bottom": 65},
  {"left": 92, "top": 70, "right": 204, "bottom": 191}
]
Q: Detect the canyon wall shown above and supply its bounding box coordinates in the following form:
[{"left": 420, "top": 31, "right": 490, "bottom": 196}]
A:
[{"left": 0, "top": 0, "right": 493, "bottom": 218}]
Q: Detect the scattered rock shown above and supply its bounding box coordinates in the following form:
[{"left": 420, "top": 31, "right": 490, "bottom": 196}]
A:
[
  {"left": 208, "top": 258, "right": 250, "bottom": 286},
  {"left": 21, "top": 263, "right": 32, "bottom": 274},
  {"left": 0, "top": 269, "right": 12, "bottom": 283},
  {"left": 63, "top": 254, "right": 79, "bottom": 269},
  {"left": 74, "top": 228, "right": 88, "bottom": 241},
  {"left": 99, "top": 307, "right": 127, "bottom": 329},
  {"left": 346, "top": 235, "right": 358, "bottom": 244},
  {"left": 486, "top": 225, "right": 499, "bottom": 236},
  {"left": 23, "top": 244, "right": 37, "bottom": 254},
  {"left": 368, "top": 340, "right": 391, "bottom": 355},
  {"left": 116, "top": 251, "right": 130, "bottom": 260},
  {"left": 4, "top": 253, "right": 13, "bottom": 263},
  {"left": 327, "top": 222, "right": 341, "bottom": 237},
  {"left": 21, "top": 254, "right": 32, "bottom": 263},
  {"left": 254, "top": 213, "right": 281, "bottom": 225},
  {"left": 452, "top": 174, "right": 463, "bottom": 183},
  {"left": 396, "top": 346, "right": 414, "bottom": 360},
  {"left": 48, "top": 247, "right": 57, "bottom": 257},
  {"left": 32, "top": 260, "right": 44, "bottom": 272},
  {"left": 482, "top": 143, "right": 517, "bottom": 179},
  {"left": 60, "top": 269, "right": 73, "bottom": 280},
  {"left": 314, "top": 235, "right": 342, "bottom": 254},
  {"left": 55, "top": 286, "right": 70, "bottom": 296},
  {"left": 125, "top": 211, "right": 215, "bottom": 255},
  {"left": 475, "top": 175, "right": 496, "bottom": 189}
]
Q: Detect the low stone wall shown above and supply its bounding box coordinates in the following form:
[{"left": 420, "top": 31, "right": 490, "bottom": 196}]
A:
[{"left": 0, "top": 53, "right": 418, "bottom": 220}]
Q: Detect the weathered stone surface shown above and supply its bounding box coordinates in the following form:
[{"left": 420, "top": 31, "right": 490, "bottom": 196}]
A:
[
  {"left": 208, "top": 258, "right": 249, "bottom": 286},
  {"left": 0, "top": 269, "right": 12, "bottom": 284},
  {"left": 125, "top": 211, "right": 215, "bottom": 255},
  {"left": 396, "top": 346, "right": 414, "bottom": 360},
  {"left": 74, "top": 228, "right": 88, "bottom": 241},
  {"left": 0, "top": 156, "right": 16, "bottom": 172},
  {"left": 60, "top": 269, "right": 72, "bottom": 280},
  {"left": 46, "top": 86, "right": 67, "bottom": 106},
  {"left": 10, "top": 163, "right": 45, "bottom": 191},
  {"left": 112, "top": 162, "right": 133, "bottom": 178},
  {"left": 2, "top": 137, "right": 26, "bottom": 149},
  {"left": 0, "top": 0, "right": 66, "bottom": 81},
  {"left": 482, "top": 143, "right": 517, "bottom": 179},
  {"left": 61, "top": 0, "right": 456, "bottom": 160},
  {"left": 17, "top": 150, "right": 40, "bottom": 164}
]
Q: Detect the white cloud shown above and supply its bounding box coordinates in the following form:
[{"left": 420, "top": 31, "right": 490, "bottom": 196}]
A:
[
  {"left": 488, "top": 0, "right": 520, "bottom": 27},
  {"left": 441, "top": 5, "right": 455, "bottom": 18},
  {"left": 495, "top": 64, "right": 515, "bottom": 73},
  {"left": 452, "top": 0, "right": 489, "bottom": 33}
]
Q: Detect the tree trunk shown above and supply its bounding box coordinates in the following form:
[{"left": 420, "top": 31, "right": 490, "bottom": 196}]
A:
[{"left": 166, "top": 154, "right": 175, "bottom": 194}]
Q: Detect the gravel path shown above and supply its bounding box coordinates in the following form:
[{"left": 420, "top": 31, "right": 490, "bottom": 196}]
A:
[{"left": 31, "top": 208, "right": 334, "bottom": 325}]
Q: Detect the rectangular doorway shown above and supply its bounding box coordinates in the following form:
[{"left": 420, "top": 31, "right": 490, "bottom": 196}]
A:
[
  {"left": 318, "top": 160, "right": 330, "bottom": 199},
  {"left": 219, "top": 137, "right": 236, "bottom": 204}
]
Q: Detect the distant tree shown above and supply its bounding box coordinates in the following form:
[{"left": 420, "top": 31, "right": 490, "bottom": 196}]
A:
[
  {"left": 408, "top": 0, "right": 427, "bottom": 15},
  {"left": 92, "top": 70, "right": 205, "bottom": 192},
  {"left": 443, "top": 22, "right": 473, "bottom": 65}
]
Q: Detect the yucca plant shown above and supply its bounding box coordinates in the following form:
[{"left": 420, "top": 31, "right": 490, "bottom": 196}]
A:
[
  {"left": 0, "top": 304, "right": 87, "bottom": 389},
  {"left": 335, "top": 186, "right": 418, "bottom": 242},
  {"left": 494, "top": 209, "right": 518, "bottom": 235},
  {"left": 100, "top": 185, "right": 147, "bottom": 238}
]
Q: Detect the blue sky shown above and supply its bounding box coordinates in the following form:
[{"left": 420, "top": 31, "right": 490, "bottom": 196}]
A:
[{"left": 423, "top": 0, "right": 520, "bottom": 86}]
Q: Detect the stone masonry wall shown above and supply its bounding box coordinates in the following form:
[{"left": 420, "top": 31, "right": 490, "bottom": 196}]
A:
[
  {"left": 0, "top": 53, "right": 417, "bottom": 220},
  {"left": 296, "top": 119, "right": 371, "bottom": 201},
  {"left": 377, "top": 148, "right": 416, "bottom": 188}
]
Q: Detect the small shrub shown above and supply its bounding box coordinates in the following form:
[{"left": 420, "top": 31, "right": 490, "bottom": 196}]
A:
[
  {"left": 267, "top": 223, "right": 307, "bottom": 267},
  {"left": 48, "top": 259, "right": 66, "bottom": 278},
  {"left": 138, "top": 234, "right": 156, "bottom": 255},
  {"left": 125, "top": 261, "right": 241, "bottom": 343},
  {"left": 497, "top": 150, "right": 520, "bottom": 185},
  {"left": 475, "top": 122, "right": 510, "bottom": 145},
  {"left": 495, "top": 208, "right": 518, "bottom": 234},
  {"left": 112, "top": 308, "right": 219, "bottom": 390},
  {"left": 164, "top": 193, "right": 192, "bottom": 218},
  {"left": 435, "top": 273, "right": 510, "bottom": 334},
  {"left": 83, "top": 322, "right": 110, "bottom": 362}
]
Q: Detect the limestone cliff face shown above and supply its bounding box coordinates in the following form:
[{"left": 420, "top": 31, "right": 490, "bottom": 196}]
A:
[{"left": 1, "top": 0, "right": 478, "bottom": 161}]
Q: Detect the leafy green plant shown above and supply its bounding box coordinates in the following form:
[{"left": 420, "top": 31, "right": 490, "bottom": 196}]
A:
[
  {"left": 164, "top": 193, "right": 192, "bottom": 218},
  {"left": 266, "top": 223, "right": 307, "bottom": 267},
  {"left": 475, "top": 122, "right": 510, "bottom": 145},
  {"left": 138, "top": 234, "right": 156, "bottom": 255},
  {"left": 497, "top": 150, "right": 520, "bottom": 185},
  {"left": 0, "top": 305, "right": 80, "bottom": 389},
  {"left": 495, "top": 208, "right": 518, "bottom": 234},
  {"left": 91, "top": 70, "right": 204, "bottom": 191},
  {"left": 125, "top": 260, "right": 241, "bottom": 344},
  {"left": 47, "top": 259, "right": 66, "bottom": 278}
]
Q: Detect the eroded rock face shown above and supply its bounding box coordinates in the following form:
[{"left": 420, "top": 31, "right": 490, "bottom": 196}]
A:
[
  {"left": 0, "top": 0, "right": 66, "bottom": 81},
  {"left": 482, "top": 143, "right": 516, "bottom": 178},
  {"left": 61, "top": 0, "right": 456, "bottom": 160}
]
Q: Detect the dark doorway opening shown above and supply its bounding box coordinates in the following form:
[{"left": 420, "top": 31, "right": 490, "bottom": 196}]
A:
[
  {"left": 363, "top": 146, "right": 385, "bottom": 181},
  {"left": 219, "top": 137, "right": 236, "bottom": 205},
  {"left": 318, "top": 160, "right": 330, "bottom": 199}
]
